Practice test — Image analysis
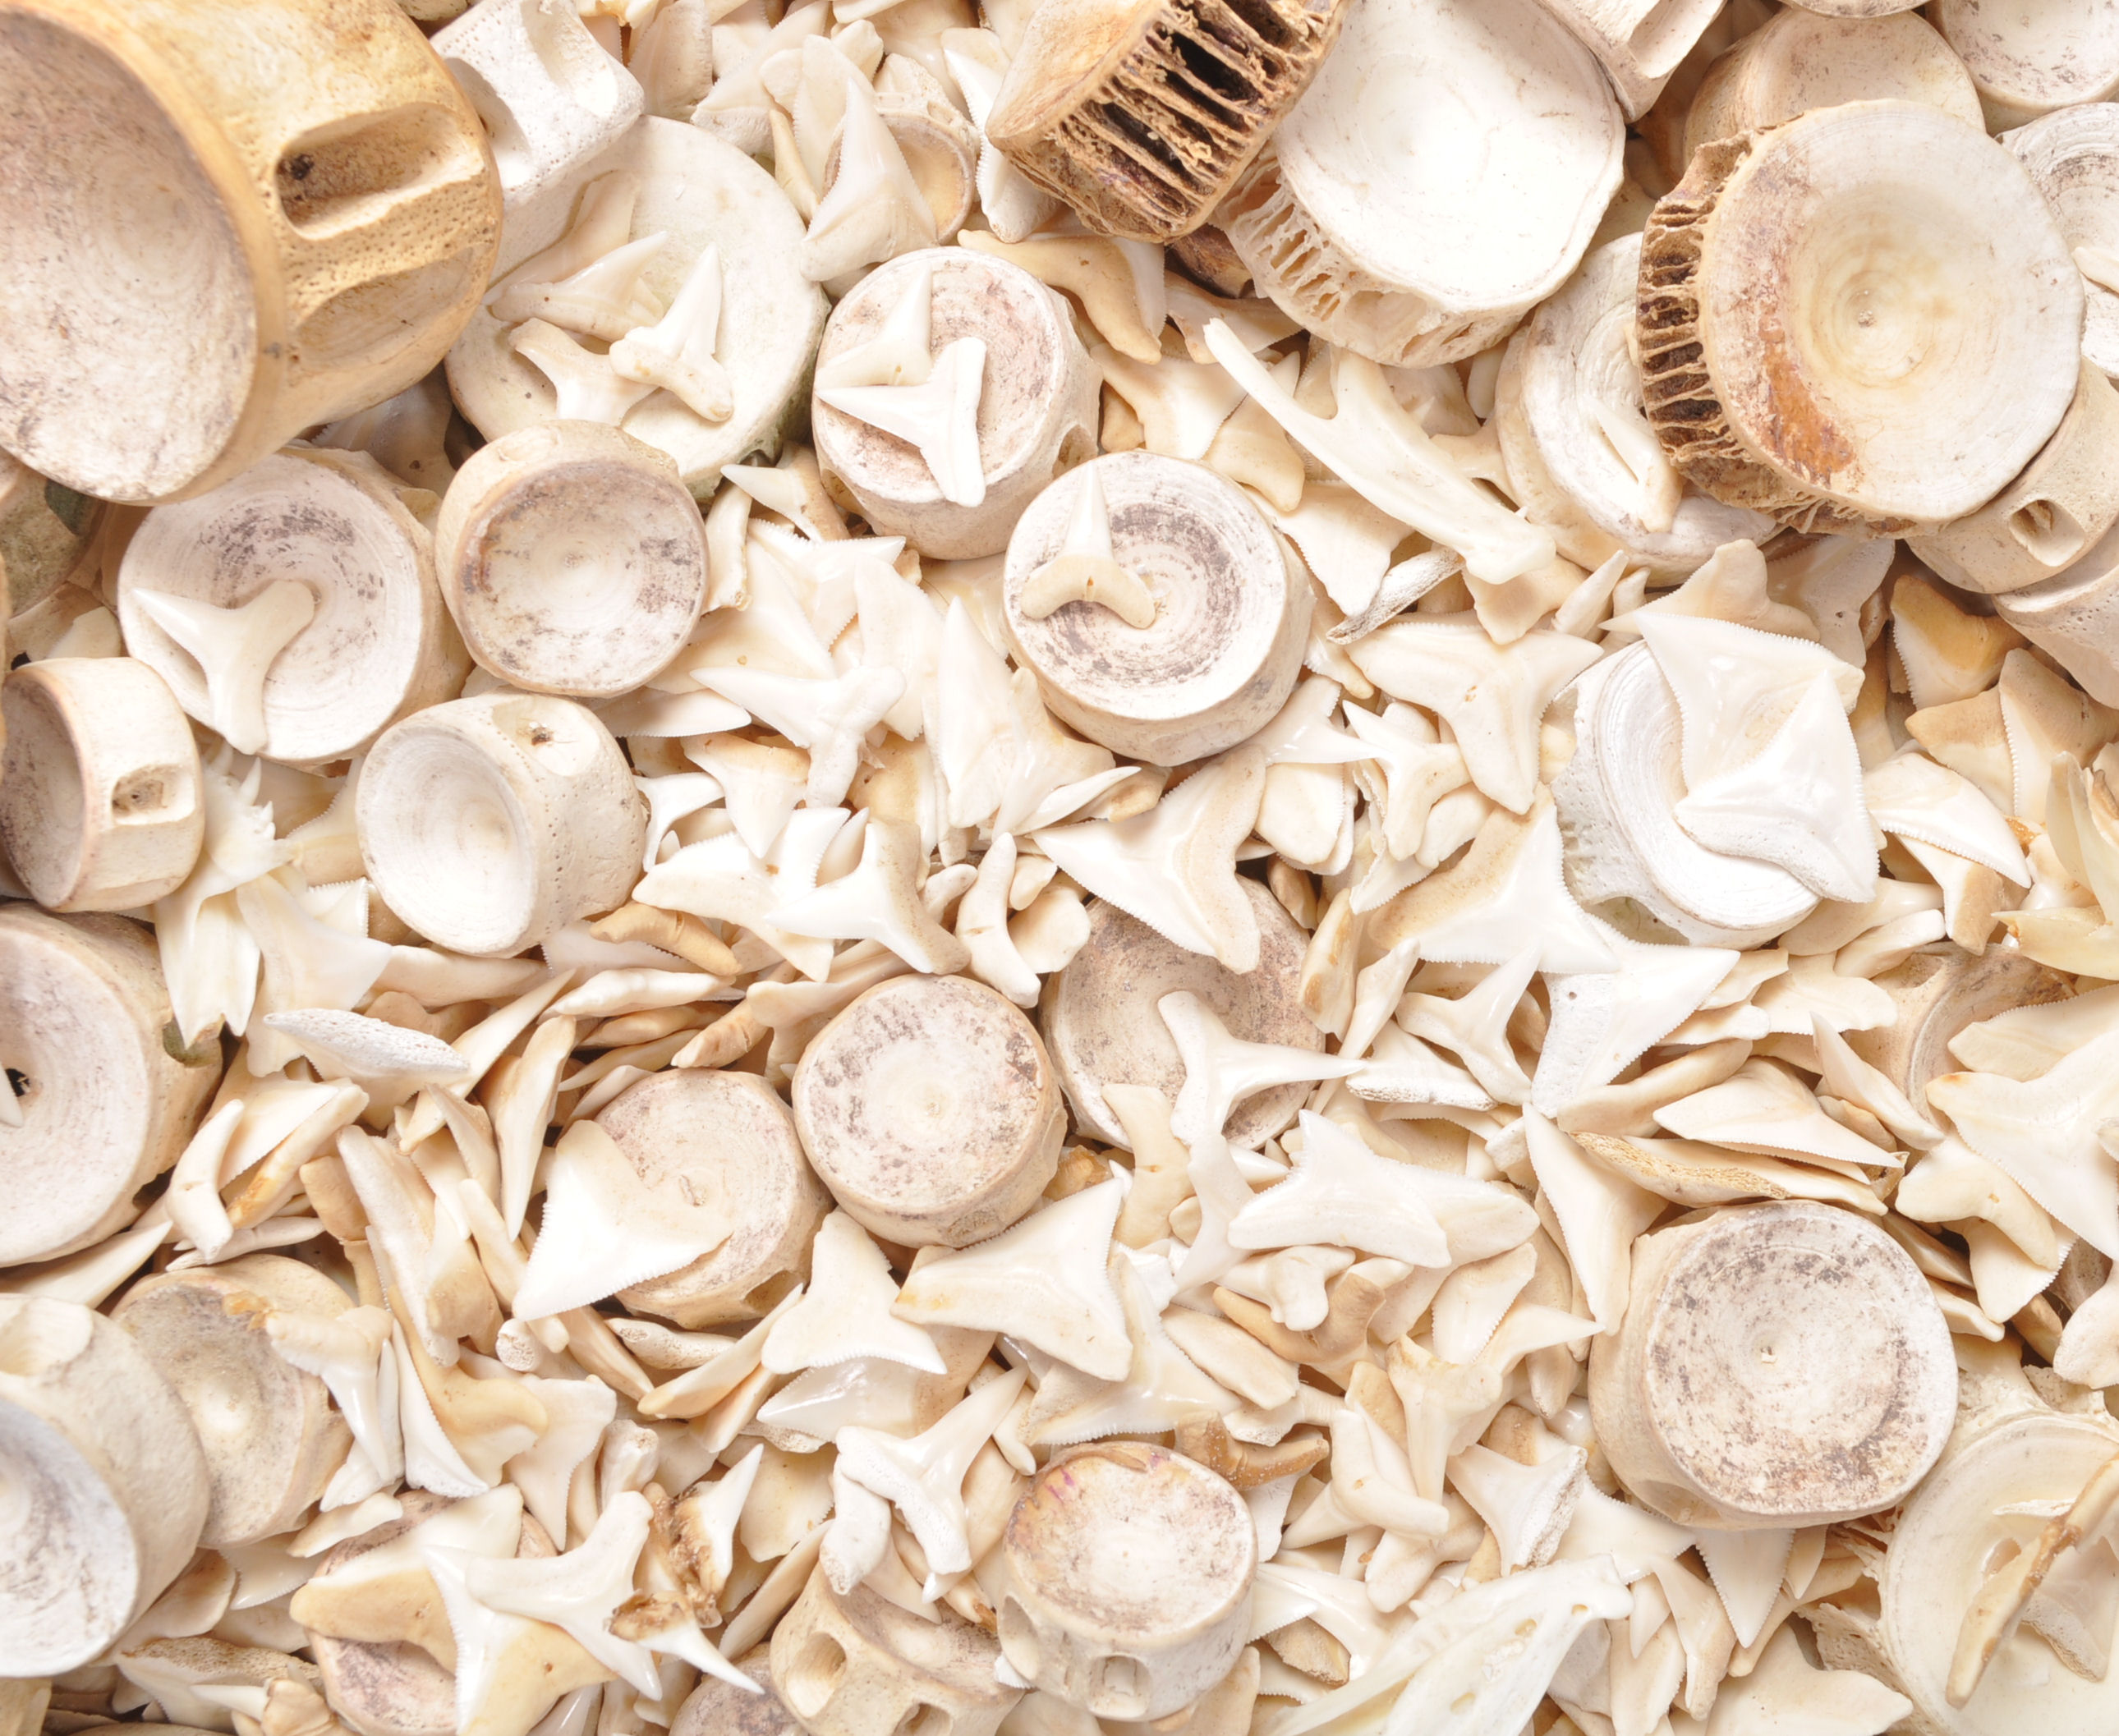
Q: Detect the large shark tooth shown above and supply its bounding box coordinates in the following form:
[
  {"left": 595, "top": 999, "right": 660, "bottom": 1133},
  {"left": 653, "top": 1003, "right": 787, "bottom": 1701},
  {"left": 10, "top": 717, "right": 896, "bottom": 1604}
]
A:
[
  {"left": 764, "top": 1211, "right": 946, "bottom": 1374},
  {"left": 796, "top": 72, "right": 937, "bottom": 280},
  {"left": 126, "top": 581, "right": 315, "bottom": 756},
  {"left": 1864, "top": 750, "right": 2031, "bottom": 884},
  {"left": 1348, "top": 617, "right": 1598, "bottom": 815},
  {"left": 1655, "top": 1059, "right": 1901, "bottom": 1171},
  {"left": 1637, "top": 612, "right": 1862, "bottom": 791},
  {"left": 1035, "top": 746, "right": 1266, "bottom": 972},
  {"left": 608, "top": 242, "right": 734, "bottom": 421},
  {"left": 816, "top": 337, "right": 987, "bottom": 507},
  {"left": 1205, "top": 326, "right": 1556, "bottom": 585}
]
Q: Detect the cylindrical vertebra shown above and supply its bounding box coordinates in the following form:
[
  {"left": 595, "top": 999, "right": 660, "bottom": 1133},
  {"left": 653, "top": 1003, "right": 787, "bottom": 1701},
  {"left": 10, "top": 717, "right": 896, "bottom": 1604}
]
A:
[
  {"left": 811, "top": 248, "right": 1097, "bottom": 559},
  {"left": 1932, "top": 0, "right": 2119, "bottom": 129},
  {"left": 434, "top": 420, "right": 708, "bottom": 698},
  {"left": 1589, "top": 1200, "right": 1956, "bottom": 1529},
  {"left": 1910, "top": 362, "right": 2119, "bottom": 595},
  {"left": 986, "top": 0, "right": 1351, "bottom": 242},
  {"left": 0, "top": 656, "right": 204, "bottom": 912},
  {"left": 0, "top": 1296, "right": 209, "bottom": 1674},
  {"left": 2003, "top": 100, "right": 2119, "bottom": 383},
  {"left": 792, "top": 974, "right": 1064, "bottom": 1247},
  {"left": 0, "top": 907, "right": 219, "bottom": 1267},
  {"left": 1041, "top": 884, "right": 1320, "bottom": 1150},
  {"left": 356, "top": 691, "right": 645, "bottom": 957},
  {"left": 770, "top": 1564, "right": 1021, "bottom": 1736},
  {"left": 0, "top": 0, "right": 500, "bottom": 503},
  {"left": 1002, "top": 452, "right": 1309, "bottom": 765},
  {"left": 604, "top": 1069, "right": 831, "bottom": 1329},
  {"left": 110, "top": 1255, "right": 352, "bottom": 1549},
  {"left": 1994, "top": 524, "right": 2119, "bottom": 706},
  {"left": 998, "top": 1441, "right": 1257, "bottom": 1720},
  {"left": 1639, "top": 101, "right": 2083, "bottom": 534},
  {"left": 117, "top": 448, "right": 467, "bottom": 768}
]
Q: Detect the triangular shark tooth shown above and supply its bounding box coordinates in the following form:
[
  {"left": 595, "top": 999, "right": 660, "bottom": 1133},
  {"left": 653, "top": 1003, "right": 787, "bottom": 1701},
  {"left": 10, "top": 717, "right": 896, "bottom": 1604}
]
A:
[
  {"left": 1015, "top": 461, "right": 1156, "bottom": 627},
  {"left": 608, "top": 242, "right": 734, "bottom": 422},
  {"left": 127, "top": 581, "right": 315, "bottom": 755},
  {"left": 510, "top": 319, "right": 656, "bottom": 425},
  {"left": 797, "top": 74, "right": 937, "bottom": 280},
  {"left": 490, "top": 231, "right": 669, "bottom": 342},
  {"left": 814, "top": 256, "right": 935, "bottom": 391},
  {"left": 817, "top": 336, "right": 988, "bottom": 507}
]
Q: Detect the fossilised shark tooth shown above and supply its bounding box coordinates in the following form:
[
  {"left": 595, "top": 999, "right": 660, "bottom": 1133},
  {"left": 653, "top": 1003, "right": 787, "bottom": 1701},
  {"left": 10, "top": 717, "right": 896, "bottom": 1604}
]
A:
[
  {"left": 508, "top": 319, "right": 658, "bottom": 425},
  {"left": 817, "top": 337, "right": 987, "bottom": 508},
  {"left": 490, "top": 231, "right": 669, "bottom": 342},
  {"left": 1014, "top": 462, "right": 1156, "bottom": 630},
  {"left": 608, "top": 242, "right": 735, "bottom": 422},
  {"left": 123, "top": 581, "right": 313, "bottom": 759}
]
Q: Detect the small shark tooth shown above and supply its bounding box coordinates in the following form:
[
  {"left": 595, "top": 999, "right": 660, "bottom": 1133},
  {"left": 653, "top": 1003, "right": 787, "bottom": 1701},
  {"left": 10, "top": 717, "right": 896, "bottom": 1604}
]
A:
[
  {"left": 850, "top": 553, "right": 943, "bottom": 738},
  {"left": 683, "top": 735, "right": 809, "bottom": 858},
  {"left": 932, "top": 596, "right": 1018, "bottom": 829},
  {"left": 462, "top": 1491, "right": 660, "bottom": 1692},
  {"left": 1636, "top": 613, "right": 1862, "bottom": 792},
  {"left": 263, "top": 1303, "right": 401, "bottom": 1490},
  {"left": 2000, "top": 647, "right": 2119, "bottom": 822},
  {"left": 1229, "top": 1110, "right": 1451, "bottom": 1267},
  {"left": 1672, "top": 673, "right": 1879, "bottom": 903},
  {"left": 1036, "top": 746, "right": 1266, "bottom": 973},
  {"left": 1533, "top": 926, "right": 1737, "bottom": 1115},
  {"left": 1248, "top": 676, "right": 1376, "bottom": 770},
  {"left": 1891, "top": 572, "right": 2022, "bottom": 711},
  {"left": 994, "top": 668, "right": 1126, "bottom": 835},
  {"left": 129, "top": 581, "right": 315, "bottom": 755},
  {"left": 1397, "top": 949, "right": 1542, "bottom": 1106},
  {"left": 235, "top": 874, "right": 393, "bottom": 1068},
  {"left": 1348, "top": 617, "right": 1599, "bottom": 815},
  {"left": 818, "top": 336, "right": 987, "bottom": 507},
  {"left": 1345, "top": 701, "right": 1469, "bottom": 860},
  {"left": 263, "top": 1008, "right": 471, "bottom": 1109},
  {"left": 1265, "top": 476, "right": 1411, "bottom": 619},
  {"left": 1655, "top": 1059, "right": 1899, "bottom": 1171},
  {"left": 1349, "top": 1024, "right": 1496, "bottom": 1111},
  {"left": 609, "top": 242, "right": 735, "bottom": 422},
  {"left": 1605, "top": 539, "right": 1818, "bottom": 641},
  {"left": 956, "top": 227, "right": 1165, "bottom": 361},
  {"left": 815, "top": 256, "right": 935, "bottom": 391},
  {"left": 1707, "top": 1626, "right": 1910, "bottom": 1735},
  {"left": 493, "top": 172, "right": 641, "bottom": 299},
  {"left": 940, "top": 33, "right": 1061, "bottom": 243},
  {"left": 1524, "top": 1113, "right": 1662, "bottom": 1331},
  {"left": 893, "top": 1178, "right": 1132, "bottom": 1380},
  {"left": 771, "top": 819, "right": 972, "bottom": 976},
  {"left": 1330, "top": 548, "right": 1464, "bottom": 645},
  {"left": 491, "top": 231, "right": 669, "bottom": 342},
  {"left": 420, "top": 1541, "right": 612, "bottom": 1736},
  {"left": 1159, "top": 990, "right": 1362, "bottom": 1147},
  {"left": 633, "top": 770, "right": 722, "bottom": 870},
  {"left": 1864, "top": 750, "right": 2030, "bottom": 884},
  {"left": 1813, "top": 1017, "right": 1945, "bottom": 1152},
  {"left": 764, "top": 1210, "right": 948, "bottom": 1374},
  {"left": 501, "top": 1372, "right": 614, "bottom": 1546},
  {"left": 1205, "top": 324, "right": 1555, "bottom": 585},
  {"left": 1093, "top": 345, "right": 1246, "bottom": 461},
  {"left": 1015, "top": 462, "right": 1157, "bottom": 628},
  {"left": 1429, "top": 1244, "right": 1538, "bottom": 1365},
  {"left": 797, "top": 73, "right": 937, "bottom": 280},
  {"left": 834, "top": 1366, "right": 1027, "bottom": 1579},
  {"left": 635, "top": 806, "right": 849, "bottom": 980},
  {"left": 512, "top": 1121, "right": 732, "bottom": 1319},
  {"left": 1170, "top": 1127, "right": 1262, "bottom": 1295},
  {"left": 1695, "top": 1527, "right": 1795, "bottom": 1650},
  {"left": 1928, "top": 1028, "right": 2119, "bottom": 1258},
  {"left": 689, "top": 664, "right": 903, "bottom": 810},
  {"left": 511, "top": 319, "right": 656, "bottom": 424},
  {"left": 1448, "top": 1440, "right": 1588, "bottom": 1572},
  {"left": 1373, "top": 792, "right": 1618, "bottom": 976}
]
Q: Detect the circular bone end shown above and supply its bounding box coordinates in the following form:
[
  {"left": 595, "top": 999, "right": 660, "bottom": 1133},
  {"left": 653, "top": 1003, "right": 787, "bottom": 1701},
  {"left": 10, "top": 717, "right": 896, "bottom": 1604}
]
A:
[
  {"left": 1639, "top": 99, "right": 2082, "bottom": 532},
  {"left": 437, "top": 420, "right": 707, "bottom": 698},
  {"left": 111, "top": 1255, "right": 352, "bottom": 1548},
  {"left": 605, "top": 1068, "right": 830, "bottom": 1328},
  {"left": 811, "top": 247, "right": 1096, "bottom": 559},
  {"left": 0, "top": 654, "right": 204, "bottom": 912},
  {"left": 357, "top": 691, "right": 645, "bottom": 956},
  {"left": 1042, "top": 885, "right": 1319, "bottom": 1150},
  {"left": 771, "top": 1564, "right": 1020, "bottom": 1736},
  {"left": 117, "top": 452, "right": 446, "bottom": 766},
  {"left": 0, "top": 1297, "right": 209, "bottom": 1676},
  {"left": 791, "top": 973, "right": 1064, "bottom": 1247},
  {"left": 0, "top": 906, "right": 218, "bottom": 1267},
  {"left": 1591, "top": 1201, "right": 1956, "bottom": 1528},
  {"left": 1000, "top": 1441, "right": 1257, "bottom": 1720},
  {"left": 0, "top": 11, "right": 258, "bottom": 502},
  {"left": 1003, "top": 452, "right": 1308, "bottom": 765}
]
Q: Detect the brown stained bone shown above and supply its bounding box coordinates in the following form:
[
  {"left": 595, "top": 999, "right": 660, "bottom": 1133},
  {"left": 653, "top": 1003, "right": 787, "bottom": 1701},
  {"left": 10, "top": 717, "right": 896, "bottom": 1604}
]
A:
[{"left": 986, "top": 0, "right": 1351, "bottom": 242}]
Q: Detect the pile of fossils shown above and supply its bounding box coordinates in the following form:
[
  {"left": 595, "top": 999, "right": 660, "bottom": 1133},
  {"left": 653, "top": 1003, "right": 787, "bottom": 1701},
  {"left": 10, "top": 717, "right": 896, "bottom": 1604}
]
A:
[{"left": 10, "top": 0, "right": 2119, "bottom": 1734}]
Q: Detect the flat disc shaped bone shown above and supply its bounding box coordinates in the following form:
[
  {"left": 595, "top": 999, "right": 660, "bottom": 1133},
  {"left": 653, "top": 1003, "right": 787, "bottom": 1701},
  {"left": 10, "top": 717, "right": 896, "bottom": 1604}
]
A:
[
  {"left": 1495, "top": 233, "right": 1775, "bottom": 575},
  {"left": 998, "top": 1441, "right": 1257, "bottom": 1720},
  {"left": 1878, "top": 1409, "right": 2119, "bottom": 1736},
  {"left": 811, "top": 246, "right": 1097, "bottom": 558},
  {"left": 791, "top": 973, "right": 1064, "bottom": 1247},
  {"left": 1002, "top": 452, "right": 1310, "bottom": 764},
  {"left": 117, "top": 449, "right": 466, "bottom": 769},
  {"left": 434, "top": 420, "right": 707, "bottom": 697},
  {"left": 1220, "top": 0, "right": 1621, "bottom": 367},
  {"left": 0, "top": 0, "right": 499, "bottom": 503},
  {"left": 447, "top": 118, "right": 825, "bottom": 496},
  {"left": 0, "top": 655, "right": 204, "bottom": 912},
  {"left": 110, "top": 1255, "right": 352, "bottom": 1549},
  {"left": 356, "top": 691, "right": 645, "bottom": 957},
  {"left": 985, "top": 0, "right": 1352, "bottom": 241},
  {"left": 771, "top": 1564, "right": 1021, "bottom": 1736},
  {"left": 1683, "top": 7, "right": 1983, "bottom": 164},
  {"left": 0, "top": 1296, "right": 210, "bottom": 1674},
  {"left": 2003, "top": 102, "right": 2119, "bottom": 385},
  {"left": 1041, "top": 884, "right": 1321, "bottom": 1150},
  {"left": 1637, "top": 99, "right": 2084, "bottom": 533},
  {"left": 1588, "top": 1200, "right": 1957, "bottom": 1529},
  {"left": 1909, "top": 361, "right": 2119, "bottom": 595},
  {"left": 1933, "top": 0, "right": 2119, "bottom": 126},
  {"left": 0, "top": 907, "right": 220, "bottom": 1266},
  {"left": 600, "top": 1068, "right": 831, "bottom": 1328}
]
